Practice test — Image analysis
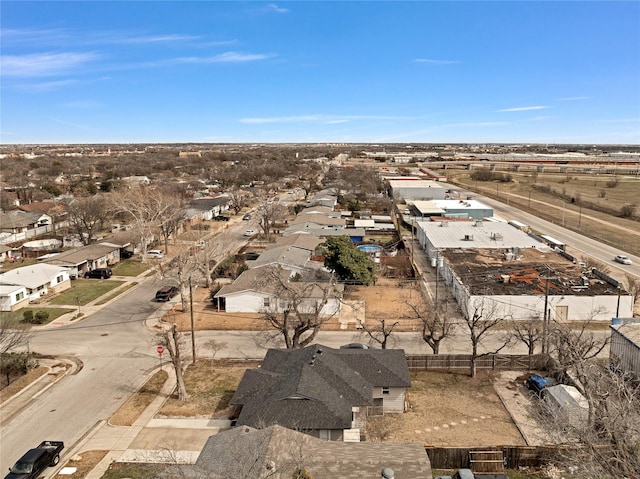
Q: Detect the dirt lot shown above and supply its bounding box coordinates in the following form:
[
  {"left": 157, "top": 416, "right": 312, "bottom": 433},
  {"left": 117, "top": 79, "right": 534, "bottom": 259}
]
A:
[
  {"left": 167, "top": 277, "right": 424, "bottom": 332},
  {"left": 368, "top": 370, "right": 525, "bottom": 447}
]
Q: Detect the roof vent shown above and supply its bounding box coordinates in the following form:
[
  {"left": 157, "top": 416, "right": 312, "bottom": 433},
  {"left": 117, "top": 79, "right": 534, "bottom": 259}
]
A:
[
  {"left": 316, "top": 347, "right": 323, "bottom": 355},
  {"left": 382, "top": 468, "right": 395, "bottom": 479}
]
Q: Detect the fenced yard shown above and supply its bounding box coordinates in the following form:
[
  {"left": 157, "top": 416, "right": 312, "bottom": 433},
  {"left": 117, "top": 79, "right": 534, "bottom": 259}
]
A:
[{"left": 406, "top": 354, "right": 549, "bottom": 372}]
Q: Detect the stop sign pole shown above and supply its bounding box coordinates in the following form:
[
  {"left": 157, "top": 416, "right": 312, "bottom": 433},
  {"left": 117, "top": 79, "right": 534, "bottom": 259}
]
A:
[{"left": 157, "top": 345, "right": 164, "bottom": 369}]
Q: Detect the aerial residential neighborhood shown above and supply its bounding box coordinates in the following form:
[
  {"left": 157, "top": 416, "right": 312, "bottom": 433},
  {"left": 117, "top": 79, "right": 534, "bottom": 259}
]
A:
[
  {"left": 2, "top": 1, "right": 639, "bottom": 478},
  {"left": 1, "top": 142, "right": 639, "bottom": 479}
]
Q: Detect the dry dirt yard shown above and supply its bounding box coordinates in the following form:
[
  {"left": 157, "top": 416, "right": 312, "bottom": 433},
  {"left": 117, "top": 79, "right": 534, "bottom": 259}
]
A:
[
  {"left": 167, "top": 277, "right": 423, "bottom": 332},
  {"left": 367, "top": 370, "right": 525, "bottom": 447}
]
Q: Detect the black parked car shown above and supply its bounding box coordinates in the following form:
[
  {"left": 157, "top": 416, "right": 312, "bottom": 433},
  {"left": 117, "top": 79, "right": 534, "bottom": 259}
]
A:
[
  {"left": 84, "top": 268, "right": 112, "bottom": 279},
  {"left": 155, "top": 286, "right": 179, "bottom": 302}
]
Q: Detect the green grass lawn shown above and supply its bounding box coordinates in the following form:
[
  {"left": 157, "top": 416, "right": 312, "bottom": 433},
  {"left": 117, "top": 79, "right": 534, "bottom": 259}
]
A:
[
  {"left": 112, "top": 260, "right": 149, "bottom": 276},
  {"left": 0, "top": 307, "right": 75, "bottom": 325},
  {"left": 49, "top": 280, "right": 125, "bottom": 306}
]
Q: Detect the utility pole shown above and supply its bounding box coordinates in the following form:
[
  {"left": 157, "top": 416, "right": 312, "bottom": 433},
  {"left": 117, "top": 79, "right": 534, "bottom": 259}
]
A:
[
  {"left": 542, "top": 275, "right": 550, "bottom": 354},
  {"left": 189, "top": 276, "right": 196, "bottom": 365}
]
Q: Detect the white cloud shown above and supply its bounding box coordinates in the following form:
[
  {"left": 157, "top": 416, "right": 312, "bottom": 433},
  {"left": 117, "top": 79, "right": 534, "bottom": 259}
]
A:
[
  {"left": 239, "top": 114, "right": 413, "bottom": 124},
  {"left": 1, "top": 52, "right": 100, "bottom": 77},
  {"left": 266, "top": 4, "right": 289, "bottom": 13},
  {"left": 497, "top": 106, "right": 549, "bottom": 112},
  {"left": 116, "top": 34, "right": 201, "bottom": 44},
  {"left": 557, "top": 96, "right": 590, "bottom": 101},
  {"left": 326, "top": 120, "right": 349, "bottom": 124},
  {"left": 171, "top": 52, "right": 273, "bottom": 64},
  {"left": 414, "top": 58, "right": 459, "bottom": 65},
  {"left": 11, "top": 79, "right": 79, "bottom": 92}
]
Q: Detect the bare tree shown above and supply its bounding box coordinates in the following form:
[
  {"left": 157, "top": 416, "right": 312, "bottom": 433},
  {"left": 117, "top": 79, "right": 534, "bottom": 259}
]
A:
[
  {"left": 156, "top": 188, "right": 188, "bottom": 253},
  {"left": 204, "top": 339, "right": 227, "bottom": 366},
  {"left": 541, "top": 323, "right": 639, "bottom": 478},
  {"left": 358, "top": 318, "right": 399, "bottom": 349},
  {"left": 63, "top": 195, "right": 111, "bottom": 245},
  {"left": 623, "top": 273, "right": 640, "bottom": 309},
  {"left": 260, "top": 267, "right": 342, "bottom": 348},
  {"left": 156, "top": 324, "right": 188, "bottom": 401},
  {"left": 159, "top": 250, "right": 199, "bottom": 313},
  {"left": 460, "top": 299, "right": 511, "bottom": 377},
  {"left": 255, "top": 201, "right": 287, "bottom": 241},
  {"left": 227, "top": 187, "right": 250, "bottom": 215},
  {"left": 111, "top": 185, "right": 178, "bottom": 258},
  {"left": 194, "top": 230, "right": 230, "bottom": 288},
  {"left": 0, "top": 316, "right": 31, "bottom": 355},
  {"left": 406, "top": 299, "right": 455, "bottom": 354},
  {"left": 509, "top": 318, "right": 544, "bottom": 355}
]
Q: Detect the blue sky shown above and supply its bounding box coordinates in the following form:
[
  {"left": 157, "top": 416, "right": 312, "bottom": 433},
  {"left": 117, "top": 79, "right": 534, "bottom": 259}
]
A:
[{"left": 2, "top": 1, "right": 639, "bottom": 145}]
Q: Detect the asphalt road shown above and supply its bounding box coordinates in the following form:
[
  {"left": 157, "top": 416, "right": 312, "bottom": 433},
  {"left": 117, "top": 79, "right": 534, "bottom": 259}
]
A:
[{"left": 0, "top": 278, "right": 163, "bottom": 472}]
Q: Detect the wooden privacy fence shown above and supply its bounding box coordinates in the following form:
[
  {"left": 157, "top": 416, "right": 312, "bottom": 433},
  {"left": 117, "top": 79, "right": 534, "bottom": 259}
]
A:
[
  {"left": 425, "top": 445, "right": 573, "bottom": 470},
  {"left": 406, "top": 353, "right": 548, "bottom": 372}
]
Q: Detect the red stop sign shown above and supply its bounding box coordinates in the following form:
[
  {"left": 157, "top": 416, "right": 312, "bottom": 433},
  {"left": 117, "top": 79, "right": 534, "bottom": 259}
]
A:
[{"left": 156, "top": 345, "right": 164, "bottom": 355}]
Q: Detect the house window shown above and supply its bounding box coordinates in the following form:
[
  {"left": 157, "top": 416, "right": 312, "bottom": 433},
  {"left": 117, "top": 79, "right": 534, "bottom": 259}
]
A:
[
  {"left": 263, "top": 298, "right": 271, "bottom": 307},
  {"left": 56, "top": 275, "right": 63, "bottom": 283},
  {"left": 15, "top": 292, "right": 24, "bottom": 301},
  {"left": 382, "top": 387, "right": 390, "bottom": 395},
  {"left": 37, "top": 285, "right": 44, "bottom": 291}
]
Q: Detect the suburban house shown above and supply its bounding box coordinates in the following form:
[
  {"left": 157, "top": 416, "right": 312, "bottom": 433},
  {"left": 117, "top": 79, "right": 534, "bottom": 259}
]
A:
[
  {"left": 0, "top": 263, "right": 71, "bottom": 303},
  {"left": 42, "top": 243, "right": 121, "bottom": 278},
  {"left": 272, "top": 233, "right": 322, "bottom": 252},
  {"left": 282, "top": 223, "right": 366, "bottom": 242},
  {"left": 306, "top": 192, "right": 338, "bottom": 209},
  {"left": 0, "top": 210, "right": 52, "bottom": 234},
  {"left": 290, "top": 214, "right": 346, "bottom": 228},
  {"left": 245, "top": 244, "right": 320, "bottom": 275},
  {"left": 610, "top": 321, "right": 640, "bottom": 379},
  {"left": 213, "top": 267, "right": 343, "bottom": 315},
  {"left": 230, "top": 345, "right": 411, "bottom": 442},
  {"left": 0, "top": 284, "right": 29, "bottom": 311},
  {"left": 186, "top": 196, "right": 231, "bottom": 222},
  {"left": 177, "top": 424, "right": 432, "bottom": 478}
]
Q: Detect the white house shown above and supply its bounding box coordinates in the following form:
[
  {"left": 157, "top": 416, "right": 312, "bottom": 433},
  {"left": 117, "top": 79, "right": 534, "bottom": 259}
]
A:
[
  {"left": 0, "top": 284, "right": 29, "bottom": 311},
  {"left": 0, "top": 264, "right": 71, "bottom": 303},
  {"left": 214, "top": 268, "right": 343, "bottom": 316}
]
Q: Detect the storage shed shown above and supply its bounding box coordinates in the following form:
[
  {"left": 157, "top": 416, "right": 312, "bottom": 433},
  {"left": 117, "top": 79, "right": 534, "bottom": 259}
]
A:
[
  {"left": 542, "top": 384, "right": 588, "bottom": 427},
  {"left": 610, "top": 321, "right": 640, "bottom": 379}
]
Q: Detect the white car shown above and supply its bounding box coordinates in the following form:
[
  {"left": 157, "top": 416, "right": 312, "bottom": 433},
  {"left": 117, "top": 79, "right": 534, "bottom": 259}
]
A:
[
  {"left": 615, "top": 255, "right": 632, "bottom": 265},
  {"left": 146, "top": 249, "right": 164, "bottom": 259},
  {"left": 243, "top": 230, "right": 255, "bottom": 237}
]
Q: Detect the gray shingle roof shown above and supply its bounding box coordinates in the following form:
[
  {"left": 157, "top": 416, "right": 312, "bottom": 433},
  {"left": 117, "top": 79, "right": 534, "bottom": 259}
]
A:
[
  {"left": 247, "top": 245, "right": 312, "bottom": 270},
  {"left": 183, "top": 425, "right": 431, "bottom": 479},
  {"left": 231, "top": 345, "right": 410, "bottom": 430}
]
